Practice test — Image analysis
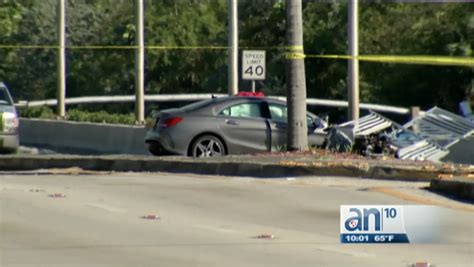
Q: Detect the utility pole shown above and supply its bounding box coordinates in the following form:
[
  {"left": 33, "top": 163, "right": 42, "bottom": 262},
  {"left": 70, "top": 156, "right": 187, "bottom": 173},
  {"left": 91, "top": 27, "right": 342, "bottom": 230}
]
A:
[
  {"left": 228, "top": 0, "right": 238, "bottom": 95},
  {"left": 57, "top": 0, "right": 66, "bottom": 118},
  {"left": 135, "top": 0, "right": 145, "bottom": 123},
  {"left": 348, "top": 0, "right": 360, "bottom": 121},
  {"left": 286, "top": 0, "right": 308, "bottom": 151}
]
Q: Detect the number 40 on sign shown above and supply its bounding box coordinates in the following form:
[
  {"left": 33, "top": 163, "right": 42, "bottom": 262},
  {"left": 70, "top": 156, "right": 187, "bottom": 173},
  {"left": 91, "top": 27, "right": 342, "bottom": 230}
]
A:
[{"left": 242, "top": 50, "right": 266, "bottom": 80}]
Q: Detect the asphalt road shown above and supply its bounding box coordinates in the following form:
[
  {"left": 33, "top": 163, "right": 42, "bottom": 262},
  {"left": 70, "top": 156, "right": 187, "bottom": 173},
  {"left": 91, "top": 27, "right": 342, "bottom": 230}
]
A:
[{"left": 1, "top": 172, "right": 473, "bottom": 267}]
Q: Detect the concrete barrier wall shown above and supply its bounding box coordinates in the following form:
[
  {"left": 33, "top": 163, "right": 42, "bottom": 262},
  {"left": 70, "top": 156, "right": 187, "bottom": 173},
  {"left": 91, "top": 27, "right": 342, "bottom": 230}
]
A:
[{"left": 19, "top": 118, "right": 149, "bottom": 155}]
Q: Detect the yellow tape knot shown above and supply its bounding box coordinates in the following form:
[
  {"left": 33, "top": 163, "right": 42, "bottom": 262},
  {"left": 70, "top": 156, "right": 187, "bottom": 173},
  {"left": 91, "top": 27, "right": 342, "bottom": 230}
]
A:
[{"left": 285, "top": 52, "right": 306, "bottom": 60}]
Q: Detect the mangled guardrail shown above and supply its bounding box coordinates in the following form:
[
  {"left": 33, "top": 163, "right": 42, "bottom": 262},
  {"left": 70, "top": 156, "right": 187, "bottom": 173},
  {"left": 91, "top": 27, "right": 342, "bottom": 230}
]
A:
[
  {"left": 326, "top": 107, "right": 474, "bottom": 162},
  {"left": 404, "top": 107, "right": 474, "bottom": 149}
]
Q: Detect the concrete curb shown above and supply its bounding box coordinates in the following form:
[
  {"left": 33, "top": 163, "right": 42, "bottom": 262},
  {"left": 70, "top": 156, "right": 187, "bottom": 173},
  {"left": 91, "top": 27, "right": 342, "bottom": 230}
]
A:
[
  {"left": 430, "top": 178, "right": 474, "bottom": 201},
  {"left": 0, "top": 155, "right": 367, "bottom": 178},
  {"left": 2, "top": 154, "right": 474, "bottom": 201},
  {"left": 0, "top": 154, "right": 470, "bottom": 180}
]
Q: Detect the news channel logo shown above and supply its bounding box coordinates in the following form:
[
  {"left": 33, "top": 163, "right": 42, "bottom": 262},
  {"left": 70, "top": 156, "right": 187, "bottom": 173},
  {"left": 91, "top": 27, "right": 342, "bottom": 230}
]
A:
[{"left": 340, "top": 205, "right": 445, "bottom": 244}]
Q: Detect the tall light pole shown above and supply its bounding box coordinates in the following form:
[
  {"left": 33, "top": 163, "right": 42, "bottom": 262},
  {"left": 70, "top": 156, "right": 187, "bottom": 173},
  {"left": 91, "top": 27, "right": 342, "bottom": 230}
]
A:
[
  {"left": 57, "top": 0, "right": 66, "bottom": 118},
  {"left": 135, "top": 0, "right": 145, "bottom": 123},
  {"left": 286, "top": 0, "right": 308, "bottom": 151},
  {"left": 348, "top": 0, "right": 360, "bottom": 121},
  {"left": 228, "top": 0, "right": 238, "bottom": 95}
]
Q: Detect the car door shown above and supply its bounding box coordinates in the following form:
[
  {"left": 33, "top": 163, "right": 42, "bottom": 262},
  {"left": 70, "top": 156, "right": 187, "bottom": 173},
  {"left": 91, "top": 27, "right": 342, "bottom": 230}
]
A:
[
  {"left": 267, "top": 103, "right": 288, "bottom": 151},
  {"left": 217, "top": 101, "right": 271, "bottom": 154}
]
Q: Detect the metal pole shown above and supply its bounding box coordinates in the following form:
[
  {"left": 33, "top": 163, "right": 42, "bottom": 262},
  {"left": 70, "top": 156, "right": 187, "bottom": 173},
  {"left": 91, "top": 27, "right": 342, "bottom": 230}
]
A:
[
  {"left": 57, "top": 0, "right": 66, "bottom": 118},
  {"left": 286, "top": 0, "right": 308, "bottom": 151},
  {"left": 251, "top": 80, "right": 255, "bottom": 92},
  {"left": 348, "top": 0, "right": 360, "bottom": 121},
  {"left": 228, "top": 0, "right": 238, "bottom": 95},
  {"left": 135, "top": 0, "right": 145, "bottom": 123}
]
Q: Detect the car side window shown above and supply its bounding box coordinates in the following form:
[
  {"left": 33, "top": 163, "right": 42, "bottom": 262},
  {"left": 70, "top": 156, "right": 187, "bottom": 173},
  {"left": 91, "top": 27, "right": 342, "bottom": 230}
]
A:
[
  {"left": 269, "top": 104, "right": 287, "bottom": 122},
  {"left": 269, "top": 103, "right": 315, "bottom": 126},
  {"left": 219, "top": 103, "right": 263, "bottom": 118}
]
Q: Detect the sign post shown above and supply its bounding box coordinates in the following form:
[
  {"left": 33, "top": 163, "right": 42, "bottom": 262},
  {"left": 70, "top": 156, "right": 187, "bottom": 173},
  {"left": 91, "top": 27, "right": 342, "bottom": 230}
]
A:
[{"left": 242, "top": 50, "right": 266, "bottom": 92}]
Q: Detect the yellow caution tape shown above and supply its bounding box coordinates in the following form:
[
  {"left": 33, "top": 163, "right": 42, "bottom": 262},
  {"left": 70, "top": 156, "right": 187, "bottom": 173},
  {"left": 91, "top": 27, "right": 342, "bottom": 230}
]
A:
[
  {"left": 308, "top": 54, "right": 474, "bottom": 68},
  {"left": 0, "top": 44, "right": 472, "bottom": 67},
  {"left": 0, "top": 45, "right": 59, "bottom": 49},
  {"left": 285, "top": 52, "right": 306, "bottom": 59}
]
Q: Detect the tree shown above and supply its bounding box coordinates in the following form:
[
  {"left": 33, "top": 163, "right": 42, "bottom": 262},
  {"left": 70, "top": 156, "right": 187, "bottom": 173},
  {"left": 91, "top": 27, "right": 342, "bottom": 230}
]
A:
[
  {"left": 358, "top": 2, "right": 473, "bottom": 111},
  {"left": 286, "top": 0, "right": 308, "bottom": 151},
  {"left": 144, "top": 0, "right": 227, "bottom": 95},
  {"left": 0, "top": 0, "right": 472, "bottom": 119},
  {"left": 1, "top": 0, "right": 57, "bottom": 101}
]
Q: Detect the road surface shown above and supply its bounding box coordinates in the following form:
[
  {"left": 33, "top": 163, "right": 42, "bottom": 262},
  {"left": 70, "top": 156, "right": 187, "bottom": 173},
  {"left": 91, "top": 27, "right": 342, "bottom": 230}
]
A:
[{"left": 1, "top": 172, "right": 473, "bottom": 267}]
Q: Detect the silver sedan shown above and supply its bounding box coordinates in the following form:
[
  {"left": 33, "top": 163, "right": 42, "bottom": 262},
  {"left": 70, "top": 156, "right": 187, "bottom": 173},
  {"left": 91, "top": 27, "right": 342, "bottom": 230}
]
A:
[{"left": 145, "top": 96, "right": 327, "bottom": 157}]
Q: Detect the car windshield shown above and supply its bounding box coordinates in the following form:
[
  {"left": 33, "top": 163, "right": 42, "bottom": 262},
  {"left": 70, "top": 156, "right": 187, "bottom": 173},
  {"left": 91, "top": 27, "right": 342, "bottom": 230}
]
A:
[{"left": 0, "top": 87, "right": 13, "bottom": 106}]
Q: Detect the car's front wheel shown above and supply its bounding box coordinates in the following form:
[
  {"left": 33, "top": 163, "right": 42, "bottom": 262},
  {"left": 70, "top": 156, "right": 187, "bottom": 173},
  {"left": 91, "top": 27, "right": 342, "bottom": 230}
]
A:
[{"left": 191, "top": 135, "right": 225, "bottom": 158}]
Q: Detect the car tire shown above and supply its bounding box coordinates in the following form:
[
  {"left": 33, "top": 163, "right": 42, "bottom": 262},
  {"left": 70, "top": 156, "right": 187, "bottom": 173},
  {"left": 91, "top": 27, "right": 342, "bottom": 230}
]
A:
[
  {"left": 147, "top": 141, "right": 164, "bottom": 156},
  {"left": 191, "top": 135, "right": 226, "bottom": 158}
]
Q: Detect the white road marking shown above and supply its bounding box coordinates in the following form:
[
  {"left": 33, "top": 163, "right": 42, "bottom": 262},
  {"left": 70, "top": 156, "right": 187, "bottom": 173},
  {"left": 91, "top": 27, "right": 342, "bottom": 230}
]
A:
[{"left": 85, "top": 203, "right": 126, "bottom": 213}]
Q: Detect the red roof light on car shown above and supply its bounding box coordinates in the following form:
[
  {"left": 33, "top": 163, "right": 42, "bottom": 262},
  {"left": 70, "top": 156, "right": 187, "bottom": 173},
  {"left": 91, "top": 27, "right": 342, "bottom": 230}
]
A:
[
  {"left": 236, "top": 91, "right": 265, "bottom": 97},
  {"left": 162, "top": 117, "right": 183, "bottom": 128}
]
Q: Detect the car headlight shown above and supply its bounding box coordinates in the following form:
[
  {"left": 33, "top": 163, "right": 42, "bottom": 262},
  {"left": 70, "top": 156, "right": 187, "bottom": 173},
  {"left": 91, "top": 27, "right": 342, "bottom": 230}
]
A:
[{"left": 2, "top": 112, "right": 19, "bottom": 133}]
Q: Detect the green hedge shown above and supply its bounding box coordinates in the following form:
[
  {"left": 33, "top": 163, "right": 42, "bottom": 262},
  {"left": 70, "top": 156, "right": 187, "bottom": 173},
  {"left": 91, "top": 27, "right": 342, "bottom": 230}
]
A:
[
  {"left": 19, "top": 106, "right": 151, "bottom": 125},
  {"left": 20, "top": 105, "right": 56, "bottom": 119}
]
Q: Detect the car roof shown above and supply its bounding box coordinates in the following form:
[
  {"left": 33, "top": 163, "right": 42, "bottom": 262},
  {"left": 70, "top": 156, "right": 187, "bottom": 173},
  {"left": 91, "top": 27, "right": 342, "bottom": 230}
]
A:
[{"left": 177, "top": 95, "right": 286, "bottom": 116}]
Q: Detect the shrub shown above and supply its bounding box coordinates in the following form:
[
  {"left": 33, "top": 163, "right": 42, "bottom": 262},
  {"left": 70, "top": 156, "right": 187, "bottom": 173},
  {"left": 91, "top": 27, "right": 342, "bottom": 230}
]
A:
[{"left": 19, "top": 106, "right": 152, "bottom": 126}]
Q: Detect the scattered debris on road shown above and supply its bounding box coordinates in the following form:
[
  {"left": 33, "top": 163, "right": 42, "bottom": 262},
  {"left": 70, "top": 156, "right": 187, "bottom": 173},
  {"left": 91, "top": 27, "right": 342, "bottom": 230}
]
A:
[
  {"left": 29, "top": 188, "right": 45, "bottom": 192},
  {"left": 142, "top": 214, "right": 160, "bottom": 220},
  {"left": 412, "top": 262, "right": 431, "bottom": 267},
  {"left": 48, "top": 193, "right": 66, "bottom": 198},
  {"left": 253, "top": 234, "right": 274, "bottom": 239}
]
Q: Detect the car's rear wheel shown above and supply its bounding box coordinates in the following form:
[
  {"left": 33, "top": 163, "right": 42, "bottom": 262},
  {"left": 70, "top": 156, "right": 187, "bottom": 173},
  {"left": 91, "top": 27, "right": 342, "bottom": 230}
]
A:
[
  {"left": 191, "top": 135, "right": 225, "bottom": 158},
  {"left": 147, "top": 141, "right": 165, "bottom": 156}
]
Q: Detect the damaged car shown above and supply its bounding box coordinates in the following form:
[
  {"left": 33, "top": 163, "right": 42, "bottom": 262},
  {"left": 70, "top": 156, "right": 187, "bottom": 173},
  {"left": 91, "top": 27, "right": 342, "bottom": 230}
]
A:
[{"left": 145, "top": 95, "right": 328, "bottom": 157}]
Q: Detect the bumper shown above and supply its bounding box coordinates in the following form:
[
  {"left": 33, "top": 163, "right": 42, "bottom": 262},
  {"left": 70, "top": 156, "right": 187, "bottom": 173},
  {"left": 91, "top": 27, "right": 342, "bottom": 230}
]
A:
[
  {"left": 145, "top": 130, "right": 182, "bottom": 155},
  {"left": 0, "top": 133, "right": 19, "bottom": 152}
]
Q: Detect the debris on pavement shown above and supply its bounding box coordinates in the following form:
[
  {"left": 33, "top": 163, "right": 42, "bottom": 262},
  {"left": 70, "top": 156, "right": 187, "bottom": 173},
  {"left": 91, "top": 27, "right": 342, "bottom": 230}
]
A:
[
  {"left": 253, "top": 234, "right": 274, "bottom": 239},
  {"left": 48, "top": 193, "right": 66, "bottom": 198},
  {"left": 142, "top": 214, "right": 160, "bottom": 220},
  {"left": 30, "top": 189, "right": 45, "bottom": 192}
]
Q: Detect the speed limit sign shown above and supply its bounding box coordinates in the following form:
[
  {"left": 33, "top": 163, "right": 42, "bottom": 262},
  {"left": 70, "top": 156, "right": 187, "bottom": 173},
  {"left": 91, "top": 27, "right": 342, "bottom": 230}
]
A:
[{"left": 242, "top": 50, "right": 265, "bottom": 80}]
